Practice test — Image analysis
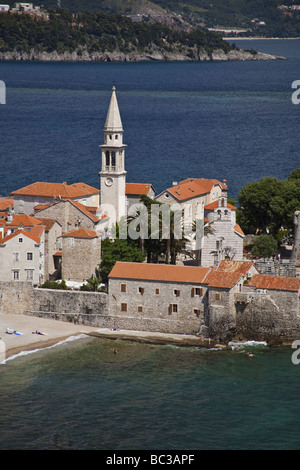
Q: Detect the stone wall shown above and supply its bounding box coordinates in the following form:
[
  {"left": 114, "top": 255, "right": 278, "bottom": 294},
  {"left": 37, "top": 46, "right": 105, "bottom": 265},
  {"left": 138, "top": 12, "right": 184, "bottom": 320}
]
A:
[
  {"left": 0, "top": 281, "right": 34, "bottom": 314},
  {"left": 1, "top": 281, "right": 300, "bottom": 344},
  {"left": 235, "top": 289, "right": 300, "bottom": 343},
  {"left": 30, "top": 288, "right": 109, "bottom": 327},
  {"left": 109, "top": 278, "right": 209, "bottom": 334}
]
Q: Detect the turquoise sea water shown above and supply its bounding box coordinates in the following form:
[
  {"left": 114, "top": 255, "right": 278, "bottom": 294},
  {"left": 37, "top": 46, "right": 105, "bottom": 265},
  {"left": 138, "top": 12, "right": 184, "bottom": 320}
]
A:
[
  {"left": 1, "top": 39, "right": 300, "bottom": 450},
  {"left": 0, "top": 337, "right": 300, "bottom": 450}
]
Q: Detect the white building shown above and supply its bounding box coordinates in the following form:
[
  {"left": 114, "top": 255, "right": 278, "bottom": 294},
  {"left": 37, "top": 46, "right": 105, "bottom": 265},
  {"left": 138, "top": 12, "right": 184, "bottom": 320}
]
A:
[
  {"left": 0, "top": 225, "right": 45, "bottom": 284},
  {"left": 99, "top": 86, "right": 127, "bottom": 229},
  {"left": 0, "top": 5, "right": 10, "bottom": 12}
]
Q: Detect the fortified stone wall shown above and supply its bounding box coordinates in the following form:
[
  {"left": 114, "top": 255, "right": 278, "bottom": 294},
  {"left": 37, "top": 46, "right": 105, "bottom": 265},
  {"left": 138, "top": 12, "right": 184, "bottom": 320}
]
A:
[
  {"left": 1, "top": 282, "right": 300, "bottom": 343},
  {"left": 0, "top": 281, "right": 34, "bottom": 315},
  {"left": 235, "top": 290, "right": 300, "bottom": 343},
  {"left": 30, "top": 288, "right": 109, "bottom": 327}
]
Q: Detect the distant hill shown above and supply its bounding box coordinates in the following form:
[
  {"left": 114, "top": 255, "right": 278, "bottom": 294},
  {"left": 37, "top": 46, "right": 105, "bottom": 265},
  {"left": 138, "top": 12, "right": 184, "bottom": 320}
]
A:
[
  {"left": 0, "top": 8, "right": 283, "bottom": 62},
  {"left": 6, "top": 0, "right": 300, "bottom": 37}
]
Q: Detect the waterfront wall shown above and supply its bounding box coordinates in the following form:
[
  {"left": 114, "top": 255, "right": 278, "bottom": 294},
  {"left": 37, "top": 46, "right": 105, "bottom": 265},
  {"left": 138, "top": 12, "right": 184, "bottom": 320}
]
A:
[
  {"left": 234, "top": 289, "right": 300, "bottom": 343},
  {"left": 0, "top": 282, "right": 300, "bottom": 344}
]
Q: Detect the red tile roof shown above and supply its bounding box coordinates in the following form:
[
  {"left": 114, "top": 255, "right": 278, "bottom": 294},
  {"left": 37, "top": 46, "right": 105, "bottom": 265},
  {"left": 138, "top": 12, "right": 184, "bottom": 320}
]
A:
[
  {"left": 204, "top": 200, "right": 236, "bottom": 211},
  {"left": 62, "top": 228, "right": 99, "bottom": 239},
  {"left": 109, "top": 262, "right": 211, "bottom": 284},
  {"left": 165, "top": 178, "right": 227, "bottom": 201},
  {"left": 126, "top": 183, "right": 153, "bottom": 195},
  {"left": 217, "top": 260, "right": 254, "bottom": 275},
  {"left": 36, "top": 218, "right": 61, "bottom": 231},
  {"left": 34, "top": 198, "right": 100, "bottom": 223},
  {"left": 1, "top": 225, "right": 44, "bottom": 244},
  {"left": 4, "top": 214, "right": 42, "bottom": 228},
  {"left": 203, "top": 270, "right": 243, "bottom": 289},
  {"left": 234, "top": 223, "right": 245, "bottom": 236},
  {"left": 12, "top": 181, "right": 100, "bottom": 198},
  {"left": 0, "top": 198, "right": 13, "bottom": 211},
  {"left": 247, "top": 274, "right": 300, "bottom": 292}
]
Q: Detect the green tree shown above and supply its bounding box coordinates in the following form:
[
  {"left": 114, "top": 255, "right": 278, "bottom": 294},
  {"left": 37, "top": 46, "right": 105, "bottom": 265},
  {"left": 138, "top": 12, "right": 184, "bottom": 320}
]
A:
[
  {"left": 237, "top": 170, "right": 300, "bottom": 236},
  {"left": 251, "top": 234, "right": 278, "bottom": 258},
  {"left": 99, "top": 237, "right": 145, "bottom": 281}
]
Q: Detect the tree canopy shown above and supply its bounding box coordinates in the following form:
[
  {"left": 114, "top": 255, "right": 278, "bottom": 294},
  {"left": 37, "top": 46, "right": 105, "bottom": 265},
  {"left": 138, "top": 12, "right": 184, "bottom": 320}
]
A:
[
  {"left": 237, "top": 170, "right": 300, "bottom": 236},
  {"left": 0, "top": 8, "right": 234, "bottom": 56}
]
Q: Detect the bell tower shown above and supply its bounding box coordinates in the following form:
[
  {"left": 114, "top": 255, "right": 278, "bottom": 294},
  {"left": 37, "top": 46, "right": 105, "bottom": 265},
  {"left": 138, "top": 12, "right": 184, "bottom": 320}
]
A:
[{"left": 99, "top": 86, "right": 127, "bottom": 227}]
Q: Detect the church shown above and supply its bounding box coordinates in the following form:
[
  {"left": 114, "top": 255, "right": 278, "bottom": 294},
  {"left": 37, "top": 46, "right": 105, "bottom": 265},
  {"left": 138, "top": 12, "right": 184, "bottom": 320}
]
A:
[
  {"left": 4, "top": 86, "right": 245, "bottom": 285},
  {"left": 99, "top": 86, "right": 245, "bottom": 266}
]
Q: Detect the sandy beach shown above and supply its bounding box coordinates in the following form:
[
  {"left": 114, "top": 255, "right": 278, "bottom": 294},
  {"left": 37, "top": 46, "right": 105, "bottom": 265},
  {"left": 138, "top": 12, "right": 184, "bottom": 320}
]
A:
[{"left": 0, "top": 313, "right": 213, "bottom": 361}]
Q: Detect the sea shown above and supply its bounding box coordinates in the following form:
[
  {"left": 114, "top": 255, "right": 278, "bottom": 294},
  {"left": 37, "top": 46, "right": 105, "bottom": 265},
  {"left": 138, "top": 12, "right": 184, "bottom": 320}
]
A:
[{"left": 0, "top": 39, "right": 300, "bottom": 451}]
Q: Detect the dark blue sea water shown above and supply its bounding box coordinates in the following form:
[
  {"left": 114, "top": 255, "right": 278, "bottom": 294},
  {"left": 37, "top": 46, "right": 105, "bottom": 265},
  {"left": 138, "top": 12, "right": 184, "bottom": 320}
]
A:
[
  {"left": 1, "top": 40, "right": 300, "bottom": 451},
  {"left": 1, "top": 39, "right": 300, "bottom": 202}
]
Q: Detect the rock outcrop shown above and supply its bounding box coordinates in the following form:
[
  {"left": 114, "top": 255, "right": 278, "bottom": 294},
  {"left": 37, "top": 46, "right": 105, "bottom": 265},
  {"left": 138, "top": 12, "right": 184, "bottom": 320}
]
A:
[{"left": 0, "top": 46, "right": 285, "bottom": 62}]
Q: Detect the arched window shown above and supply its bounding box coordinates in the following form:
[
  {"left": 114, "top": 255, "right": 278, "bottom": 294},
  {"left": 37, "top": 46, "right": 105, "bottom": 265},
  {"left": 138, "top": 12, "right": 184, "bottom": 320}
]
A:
[
  {"left": 105, "top": 151, "right": 110, "bottom": 167},
  {"left": 111, "top": 151, "right": 116, "bottom": 168}
]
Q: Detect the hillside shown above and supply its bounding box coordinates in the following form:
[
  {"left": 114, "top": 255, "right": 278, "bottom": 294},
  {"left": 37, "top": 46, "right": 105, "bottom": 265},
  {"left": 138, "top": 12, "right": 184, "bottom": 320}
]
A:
[
  {"left": 22, "top": 0, "right": 300, "bottom": 38},
  {"left": 0, "top": 8, "right": 282, "bottom": 62}
]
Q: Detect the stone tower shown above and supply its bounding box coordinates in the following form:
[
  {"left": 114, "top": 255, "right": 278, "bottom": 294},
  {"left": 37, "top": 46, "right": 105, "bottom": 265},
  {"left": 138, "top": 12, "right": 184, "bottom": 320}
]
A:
[
  {"left": 292, "top": 210, "right": 300, "bottom": 261},
  {"left": 99, "top": 86, "right": 127, "bottom": 229}
]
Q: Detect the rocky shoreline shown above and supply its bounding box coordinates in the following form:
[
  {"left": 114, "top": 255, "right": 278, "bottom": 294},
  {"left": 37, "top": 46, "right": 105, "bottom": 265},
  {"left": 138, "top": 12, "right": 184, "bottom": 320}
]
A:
[{"left": 0, "top": 47, "right": 286, "bottom": 62}]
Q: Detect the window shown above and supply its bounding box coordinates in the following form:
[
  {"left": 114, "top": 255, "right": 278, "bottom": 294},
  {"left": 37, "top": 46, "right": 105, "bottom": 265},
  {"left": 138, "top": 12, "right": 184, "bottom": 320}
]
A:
[
  {"left": 191, "top": 287, "right": 203, "bottom": 297},
  {"left": 138, "top": 287, "right": 144, "bottom": 295},
  {"left": 215, "top": 293, "right": 221, "bottom": 301},
  {"left": 27, "top": 252, "right": 33, "bottom": 261},
  {"left": 111, "top": 151, "right": 116, "bottom": 167},
  {"left": 155, "top": 288, "right": 160, "bottom": 295},
  {"left": 68, "top": 238, "right": 74, "bottom": 247},
  {"left": 12, "top": 270, "right": 19, "bottom": 280},
  {"left": 106, "top": 151, "right": 110, "bottom": 167},
  {"left": 13, "top": 252, "right": 19, "bottom": 262},
  {"left": 138, "top": 306, "right": 143, "bottom": 313},
  {"left": 18, "top": 238, "right": 23, "bottom": 243},
  {"left": 121, "top": 303, "right": 127, "bottom": 312},
  {"left": 169, "top": 304, "right": 178, "bottom": 314},
  {"left": 194, "top": 308, "right": 200, "bottom": 316},
  {"left": 174, "top": 289, "right": 180, "bottom": 297},
  {"left": 121, "top": 284, "right": 126, "bottom": 292},
  {"left": 26, "top": 270, "right": 34, "bottom": 280}
]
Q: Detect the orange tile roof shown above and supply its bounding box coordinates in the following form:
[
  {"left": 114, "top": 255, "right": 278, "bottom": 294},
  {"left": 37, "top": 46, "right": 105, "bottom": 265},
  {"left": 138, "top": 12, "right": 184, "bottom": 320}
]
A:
[
  {"left": 109, "top": 262, "right": 211, "bottom": 284},
  {"left": 62, "top": 228, "right": 99, "bottom": 239},
  {"left": 36, "top": 218, "right": 61, "bottom": 231},
  {"left": 234, "top": 223, "right": 245, "bottom": 236},
  {"left": 203, "top": 270, "right": 243, "bottom": 289},
  {"left": 4, "top": 214, "right": 42, "bottom": 228},
  {"left": 12, "top": 181, "right": 100, "bottom": 198},
  {"left": 70, "top": 182, "right": 101, "bottom": 194},
  {"left": 126, "top": 183, "right": 153, "bottom": 195},
  {"left": 204, "top": 200, "right": 237, "bottom": 211},
  {"left": 1, "top": 225, "right": 44, "bottom": 244},
  {"left": 217, "top": 260, "right": 254, "bottom": 275},
  {"left": 34, "top": 198, "right": 100, "bottom": 223},
  {"left": 247, "top": 274, "right": 300, "bottom": 292},
  {"left": 0, "top": 198, "right": 13, "bottom": 211},
  {"left": 166, "top": 178, "right": 227, "bottom": 201}
]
